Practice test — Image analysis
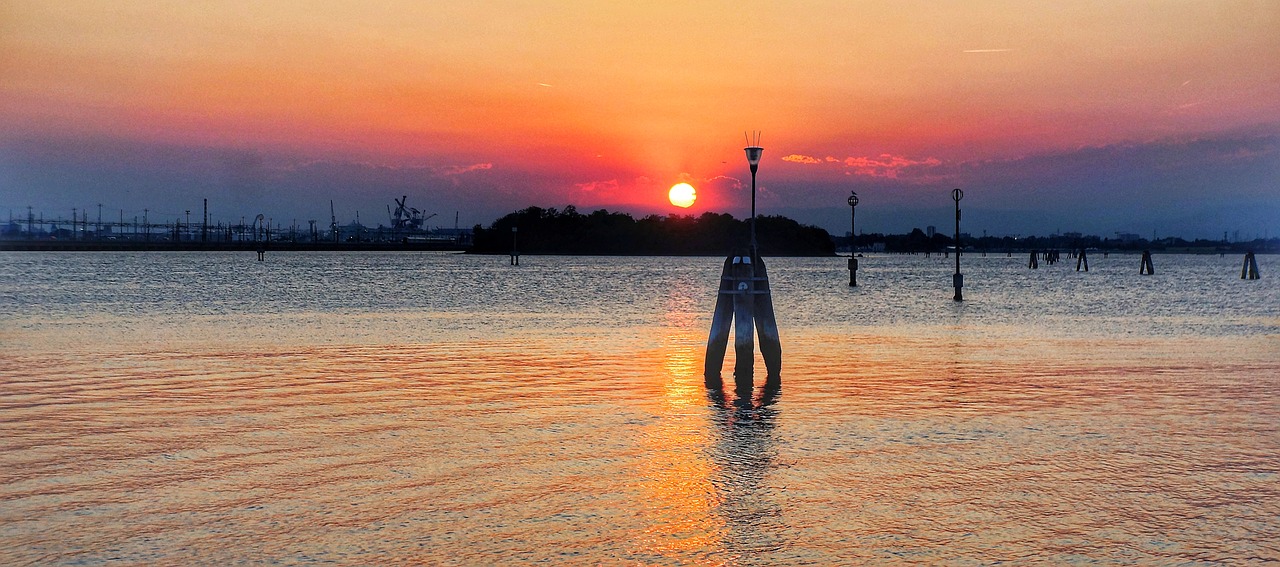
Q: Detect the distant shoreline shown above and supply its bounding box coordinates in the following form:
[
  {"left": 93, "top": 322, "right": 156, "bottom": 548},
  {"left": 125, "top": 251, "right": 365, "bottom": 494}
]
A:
[
  {"left": 0, "top": 240, "right": 468, "bottom": 253},
  {"left": 1, "top": 238, "right": 1270, "bottom": 256}
]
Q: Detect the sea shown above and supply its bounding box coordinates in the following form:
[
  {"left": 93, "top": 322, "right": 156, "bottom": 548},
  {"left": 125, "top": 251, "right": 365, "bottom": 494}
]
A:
[{"left": 1, "top": 251, "right": 1277, "bottom": 565}]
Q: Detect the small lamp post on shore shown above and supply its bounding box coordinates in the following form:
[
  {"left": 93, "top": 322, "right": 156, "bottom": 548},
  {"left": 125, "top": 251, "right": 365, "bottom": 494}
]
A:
[
  {"left": 847, "top": 191, "right": 859, "bottom": 286},
  {"left": 952, "top": 188, "right": 964, "bottom": 301}
]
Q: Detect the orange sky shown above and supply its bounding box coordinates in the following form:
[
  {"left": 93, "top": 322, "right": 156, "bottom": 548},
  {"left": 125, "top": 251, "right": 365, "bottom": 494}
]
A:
[{"left": 2, "top": 1, "right": 1278, "bottom": 234}]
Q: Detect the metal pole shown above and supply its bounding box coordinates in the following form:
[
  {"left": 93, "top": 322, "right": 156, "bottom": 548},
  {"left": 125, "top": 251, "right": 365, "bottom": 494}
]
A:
[
  {"left": 850, "top": 204, "right": 855, "bottom": 253},
  {"left": 750, "top": 167, "right": 757, "bottom": 253},
  {"left": 952, "top": 188, "right": 964, "bottom": 301}
]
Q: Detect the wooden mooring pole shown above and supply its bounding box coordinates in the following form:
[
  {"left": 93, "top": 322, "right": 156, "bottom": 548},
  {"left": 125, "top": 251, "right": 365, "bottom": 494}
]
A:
[
  {"left": 705, "top": 251, "right": 782, "bottom": 392},
  {"left": 1241, "top": 251, "right": 1260, "bottom": 280},
  {"left": 705, "top": 134, "right": 782, "bottom": 393},
  {"left": 752, "top": 251, "right": 782, "bottom": 385},
  {"left": 1076, "top": 248, "right": 1088, "bottom": 272},
  {"left": 1140, "top": 250, "right": 1155, "bottom": 275},
  {"left": 1029, "top": 249, "right": 1039, "bottom": 269}
]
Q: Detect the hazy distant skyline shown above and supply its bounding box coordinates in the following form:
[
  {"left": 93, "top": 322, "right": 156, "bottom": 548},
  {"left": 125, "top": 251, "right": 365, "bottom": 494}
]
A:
[{"left": 3, "top": 2, "right": 1278, "bottom": 239}]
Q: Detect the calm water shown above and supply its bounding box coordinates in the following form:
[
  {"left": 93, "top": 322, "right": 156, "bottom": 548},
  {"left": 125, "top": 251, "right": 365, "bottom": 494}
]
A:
[{"left": 2, "top": 251, "right": 1278, "bottom": 565}]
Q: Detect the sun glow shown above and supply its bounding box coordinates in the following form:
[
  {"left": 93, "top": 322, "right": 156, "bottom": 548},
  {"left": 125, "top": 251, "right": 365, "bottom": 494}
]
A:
[{"left": 668, "top": 183, "right": 696, "bottom": 208}]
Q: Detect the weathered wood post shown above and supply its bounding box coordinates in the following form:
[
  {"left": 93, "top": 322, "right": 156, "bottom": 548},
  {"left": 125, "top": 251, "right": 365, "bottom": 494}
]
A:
[
  {"left": 1242, "top": 251, "right": 1260, "bottom": 280},
  {"left": 253, "top": 213, "right": 266, "bottom": 261},
  {"left": 731, "top": 254, "right": 756, "bottom": 387},
  {"left": 848, "top": 256, "right": 858, "bottom": 286},
  {"left": 704, "top": 256, "right": 736, "bottom": 386},
  {"left": 1140, "top": 250, "right": 1155, "bottom": 275},
  {"left": 510, "top": 226, "right": 519, "bottom": 266},
  {"left": 752, "top": 250, "right": 782, "bottom": 386},
  {"left": 1029, "top": 249, "right": 1039, "bottom": 269},
  {"left": 1076, "top": 247, "right": 1089, "bottom": 272}
]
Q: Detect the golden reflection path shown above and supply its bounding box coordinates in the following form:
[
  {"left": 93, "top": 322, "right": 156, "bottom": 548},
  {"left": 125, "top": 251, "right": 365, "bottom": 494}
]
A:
[{"left": 630, "top": 298, "right": 728, "bottom": 563}]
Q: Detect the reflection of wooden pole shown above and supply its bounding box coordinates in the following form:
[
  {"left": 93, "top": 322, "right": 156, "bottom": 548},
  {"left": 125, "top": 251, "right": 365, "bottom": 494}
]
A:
[
  {"left": 731, "top": 255, "right": 756, "bottom": 387},
  {"left": 752, "top": 251, "right": 782, "bottom": 385},
  {"left": 704, "top": 256, "right": 735, "bottom": 383}
]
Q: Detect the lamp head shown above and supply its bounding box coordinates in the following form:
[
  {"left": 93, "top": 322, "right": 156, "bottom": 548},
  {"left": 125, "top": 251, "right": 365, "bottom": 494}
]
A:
[
  {"left": 847, "top": 192, "right": 859, "bottom": 207},
  {"left": 744, "top": 146, "right": 763, "bottom": 169},
  {"left": 952, "top": 188, "right": 964, "bottom": 202}
]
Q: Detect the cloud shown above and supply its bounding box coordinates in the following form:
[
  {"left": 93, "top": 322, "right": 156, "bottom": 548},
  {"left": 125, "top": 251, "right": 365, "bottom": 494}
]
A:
[
  {"left": 963, "top": 48, "right": 1013, "bottom": 53},
  {"left": 780, "top": 151, "right": 944, "bottom": 179},
  {"left": 435, "top": 162, "right": 493, "bottom": 176},
  {"left": 575, "top": 179, "right": 620, "bottom": 193},
  {"left": 782, "top": 154, "right": 822, "bottom": 164},
  {"left": 841, "top": 154, "right": 942, "bottom": 178},
  {"left": 703, "top": 174, "right": 744, "bottom": 190}
]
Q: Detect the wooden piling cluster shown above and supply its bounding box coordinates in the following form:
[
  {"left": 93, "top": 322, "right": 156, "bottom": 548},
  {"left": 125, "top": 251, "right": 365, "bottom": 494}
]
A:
[
  {"left": 705, "top": 250, "right": 781, "bottom": 393},
  {"left": 1140, "top": 250, "right": 1155, "bottom": 275},
  {"left": 1241, "top": 251, "right": 1260, "bottom": 280},
  {"left": 1076, "top": 248, "right": 1089, "bottom": 272},
  {"left": 1029, "top": 250, "right": 1039, "bottom": 269}
]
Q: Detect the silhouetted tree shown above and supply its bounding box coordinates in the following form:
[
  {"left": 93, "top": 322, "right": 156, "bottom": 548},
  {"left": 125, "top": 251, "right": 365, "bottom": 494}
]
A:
[{"left": 471, "top": 207, "right": 834, "bottom": 256}]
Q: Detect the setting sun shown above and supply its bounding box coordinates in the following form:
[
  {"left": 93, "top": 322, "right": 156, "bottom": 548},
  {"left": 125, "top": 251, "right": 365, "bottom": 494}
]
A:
[{"left": 668, "top": 183, "right": 696, "bottom": 208}]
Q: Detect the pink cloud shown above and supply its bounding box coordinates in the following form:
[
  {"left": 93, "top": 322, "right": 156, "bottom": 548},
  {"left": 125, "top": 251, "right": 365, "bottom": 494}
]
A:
[
  {"left": 837, "top": 154, "right": 942, "bottom": 178},
  {"left": 784, "top": 153, "right": 943, "bottom": 178},
  {"left": 703, "top": 174, "right": 744, "bottom": 190},
  {"left": 436, "top": 162, "right": 493, "bottom": 176},
  {"left": 575, "top": 179, "right": 620, "bottom": 193},
  {"left": 781, "top": 154, "right": 822, "bottom": 164}
]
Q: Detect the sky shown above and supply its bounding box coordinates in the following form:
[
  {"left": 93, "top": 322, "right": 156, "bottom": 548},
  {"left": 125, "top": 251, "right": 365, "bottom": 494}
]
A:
[{"left": 2, "top": 1, "right": 1278, "bottom": 239}]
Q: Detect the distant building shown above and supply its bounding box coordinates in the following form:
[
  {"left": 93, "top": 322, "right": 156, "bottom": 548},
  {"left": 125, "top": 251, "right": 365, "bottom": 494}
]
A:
[
  {"left": 926, "top": 226, "right": 936, "bottom": 238},
  {"left": 1115, "top": 232, "right": 1140, "bottom": 242},
  {"left": 1064, "top": 232, "right": 1083, "bottom": 239}
]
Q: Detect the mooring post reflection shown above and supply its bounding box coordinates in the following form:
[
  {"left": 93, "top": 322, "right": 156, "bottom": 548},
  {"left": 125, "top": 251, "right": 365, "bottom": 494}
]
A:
[{"left": 705, "top": 384, "right": 784, "bottom": 559}]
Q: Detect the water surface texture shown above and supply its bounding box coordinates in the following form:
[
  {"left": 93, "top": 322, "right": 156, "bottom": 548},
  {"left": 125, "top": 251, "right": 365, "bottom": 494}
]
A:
[{"left": 2, "top": 252, "right": 1278, "bottom": 565}]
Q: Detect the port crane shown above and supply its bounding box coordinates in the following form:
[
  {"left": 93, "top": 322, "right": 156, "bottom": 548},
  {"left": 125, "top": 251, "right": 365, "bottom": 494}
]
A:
[{"left": 388, "top": 196, "right": 436, "bottom": 232}]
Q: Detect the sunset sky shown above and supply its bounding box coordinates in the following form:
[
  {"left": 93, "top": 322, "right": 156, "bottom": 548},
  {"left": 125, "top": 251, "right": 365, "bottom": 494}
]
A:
[{"left": 3, "top": 1, "right": 1278, "bottom": 238}]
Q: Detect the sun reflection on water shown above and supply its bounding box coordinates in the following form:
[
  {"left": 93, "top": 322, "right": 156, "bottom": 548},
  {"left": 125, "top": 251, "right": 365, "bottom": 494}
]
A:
[{"left": 632, "top": 324, "right": 727, "bottom": 562}]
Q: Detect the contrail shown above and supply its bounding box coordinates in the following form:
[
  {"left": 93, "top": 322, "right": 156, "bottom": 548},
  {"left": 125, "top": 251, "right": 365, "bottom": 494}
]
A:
[{"left": 963, "top": 48, "right": 1012, "bottom": 53}]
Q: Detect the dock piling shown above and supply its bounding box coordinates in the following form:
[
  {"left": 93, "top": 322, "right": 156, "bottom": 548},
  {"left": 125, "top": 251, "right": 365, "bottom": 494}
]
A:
[
  {"left": 752, "top": 251, "right": 782, "bottom": 386},
  {"left": 1140, "top": 250, "right": 1155, "bottom": 275},
  {"left": 1242, "top": 251, "right": 1260, "bottom": 280},
  {"left": 704, "top": 256, "right": 735, "bottom": 385},
  {"left": 731, "top": 255, "right": 757, "bottom": 389}
]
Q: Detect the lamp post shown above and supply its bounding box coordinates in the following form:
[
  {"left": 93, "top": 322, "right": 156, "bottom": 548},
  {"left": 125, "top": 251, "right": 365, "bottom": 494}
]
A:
[
  {"left": 744, "top": 137, "right": 763, "bottom": 253},
  {"left": 847, "top": 191, "right": 859, "bottom": 286},
  {"left": 847, "top": 191, "right": 859, "bottom": 253},
  {"left": 952, "top": 188, "right": 964, "bottom": 301}
]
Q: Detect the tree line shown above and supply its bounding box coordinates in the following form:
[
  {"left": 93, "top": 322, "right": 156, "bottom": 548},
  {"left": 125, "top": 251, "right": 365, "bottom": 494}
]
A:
[{"left": 471, "top": 206, "right": 836, "bottom": 256}]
